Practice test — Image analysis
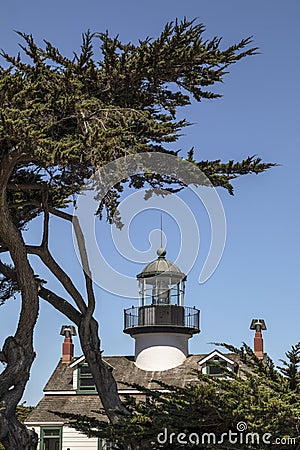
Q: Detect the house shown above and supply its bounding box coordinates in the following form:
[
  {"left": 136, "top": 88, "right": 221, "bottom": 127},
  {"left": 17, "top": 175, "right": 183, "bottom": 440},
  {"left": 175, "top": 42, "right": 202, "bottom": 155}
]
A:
[{"left": 25, "top": 248, "right": 266, "bottom": 450}]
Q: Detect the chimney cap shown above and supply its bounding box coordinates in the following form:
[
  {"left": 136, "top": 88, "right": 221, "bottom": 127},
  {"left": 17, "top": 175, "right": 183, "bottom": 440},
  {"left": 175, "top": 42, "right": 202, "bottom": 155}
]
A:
[
  {"left": 60, "top": 325, "right": 77, "bottom": 337},
  {"left": 250, "top": 319, "right": 267, "bottom": 331}
]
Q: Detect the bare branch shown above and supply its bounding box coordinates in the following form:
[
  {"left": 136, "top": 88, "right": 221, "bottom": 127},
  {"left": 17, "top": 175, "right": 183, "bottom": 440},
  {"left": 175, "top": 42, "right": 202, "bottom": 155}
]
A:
[
  {"left": 38, "top": 287, "right": 82, "bottom": 325},
  {"left": 13, "top": 198, "right": 73, "bottom": 223},
  {"left": 23, "top": 201, "right": 97, "bottom": 317},
  {"left": 49, "top": 207, "right": 73, "bottom": 222},
  {"left": 25, "top": 245, "right": 87, "bottom": 315},
  {"left": 0, "top": 259, "right": 81, "bottom": 325},
  {"left": 41, "top": 190, "right": 49, "bottom": 249},
  {"left": 73, "top": 216, "right": 95, "bottom": 319}
]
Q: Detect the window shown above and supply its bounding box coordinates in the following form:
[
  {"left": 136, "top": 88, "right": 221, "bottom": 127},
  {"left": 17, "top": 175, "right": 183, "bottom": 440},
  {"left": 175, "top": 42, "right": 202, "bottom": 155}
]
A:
[
  {"left": 40, "top": 427, "right": 62, "bottom": 450},
  {"left": 77, "top": 363, "right": 96, "bottom": 393},
  {"left": 152, "top": 280, "right": 170, "bottom": 305},
  {"left": 206, "top": 356, "right": 227, "bottom": 375}
]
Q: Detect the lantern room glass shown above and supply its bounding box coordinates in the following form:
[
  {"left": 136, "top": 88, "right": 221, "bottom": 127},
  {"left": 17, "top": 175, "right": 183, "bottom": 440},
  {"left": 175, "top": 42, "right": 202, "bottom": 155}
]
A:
[{"left": 138, "top": 277, "right": 185, "bottom": 307}]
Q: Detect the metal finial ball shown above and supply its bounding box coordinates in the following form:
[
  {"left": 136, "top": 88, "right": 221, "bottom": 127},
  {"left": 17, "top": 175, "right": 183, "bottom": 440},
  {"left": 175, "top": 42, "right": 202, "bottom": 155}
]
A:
[{"left": 157, "top": 247, "right": 166, "bottom": 257}]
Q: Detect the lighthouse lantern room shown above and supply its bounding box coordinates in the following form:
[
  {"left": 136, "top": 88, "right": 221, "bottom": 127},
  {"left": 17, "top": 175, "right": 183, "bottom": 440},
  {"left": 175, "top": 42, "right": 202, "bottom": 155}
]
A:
[{"left": 124, "top": 247, "right": 200, "bottom": 371}]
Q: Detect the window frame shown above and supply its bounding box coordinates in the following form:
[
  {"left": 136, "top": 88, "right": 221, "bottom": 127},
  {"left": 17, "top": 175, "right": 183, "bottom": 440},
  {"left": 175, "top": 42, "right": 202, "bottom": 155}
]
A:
[
  {"left": 77, "top": 362, "right": 97, "bottom": 394},
  {"left": 206, "top": 358, "right": 228, "bottom": 376},
  {"left": 40, "top": 426, "right": 62, "bottom": 450}
]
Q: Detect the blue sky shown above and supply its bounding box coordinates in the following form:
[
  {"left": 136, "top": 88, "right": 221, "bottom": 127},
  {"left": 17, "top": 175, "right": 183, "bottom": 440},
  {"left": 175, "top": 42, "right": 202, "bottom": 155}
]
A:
[{"left": 1, "top": 1, "right": 300, "bottom": 405}]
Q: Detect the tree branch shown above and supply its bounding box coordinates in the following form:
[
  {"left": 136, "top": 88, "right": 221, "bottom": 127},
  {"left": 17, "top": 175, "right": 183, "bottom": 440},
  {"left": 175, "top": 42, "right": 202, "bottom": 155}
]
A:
[
  {"left": 0, "top": 259, "right": 17, "bottom": 281},
  {"left": 41, "top": 191, "right": 49, "bottom": 249},
  {"left": 73, "top": 216, "right": 95, "bottom": 319},
  {"left": 0, "top": 257, "right": 127, "bottom": 423},
  {"left": 40, "top": 205, "right": 95, "bottom": 318},
  {"left": 38, "top": 287, "right": 82, "bottom": 325},
  {"left": 25, "top": 245, "right": 88, "bottom": 315},
  {"left": 0, "top": 259, "right": 82, "bottom": 326},
  {"left": 6, "top": 183, "right": 48, "bottom": 191},
  {"left": 49, "top": 207, "right": 73, "bottom": 222}
]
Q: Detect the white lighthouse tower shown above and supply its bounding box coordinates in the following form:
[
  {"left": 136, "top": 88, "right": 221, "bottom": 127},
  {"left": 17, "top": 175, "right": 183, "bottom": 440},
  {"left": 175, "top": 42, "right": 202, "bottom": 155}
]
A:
[{"left": 124, "top": 248, "right": 200, "bottom": 371}]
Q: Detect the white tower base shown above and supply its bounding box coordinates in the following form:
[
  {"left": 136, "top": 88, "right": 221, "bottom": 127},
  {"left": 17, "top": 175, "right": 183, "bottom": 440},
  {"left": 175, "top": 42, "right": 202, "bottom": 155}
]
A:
[{"left": 133, "top": 332, "right": 191, "bottom": 371}]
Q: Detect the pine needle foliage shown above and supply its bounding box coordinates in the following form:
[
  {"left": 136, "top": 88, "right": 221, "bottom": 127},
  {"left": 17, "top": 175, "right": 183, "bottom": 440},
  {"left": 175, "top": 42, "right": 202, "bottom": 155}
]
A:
[
  {"left": 57, "top": 344, "right": 300, "bottom": 450},
  {"left": 0, "top": 20, "right": 278, "bottom": 448},
  {"left": 0, "top": 18, "right": 275, "bottom": 231}
]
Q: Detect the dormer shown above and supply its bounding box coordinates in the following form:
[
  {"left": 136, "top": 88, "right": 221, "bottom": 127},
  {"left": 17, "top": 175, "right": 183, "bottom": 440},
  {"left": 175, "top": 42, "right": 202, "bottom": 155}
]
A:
[
  {"left": 198, "top": 350, "right": 237, "bottom": 376},
  {"left": 69, "top": 356, "right": 96, "bottom": 393},
  {"left": 69, "top": 356, "right": 116, "bottom": 394}
]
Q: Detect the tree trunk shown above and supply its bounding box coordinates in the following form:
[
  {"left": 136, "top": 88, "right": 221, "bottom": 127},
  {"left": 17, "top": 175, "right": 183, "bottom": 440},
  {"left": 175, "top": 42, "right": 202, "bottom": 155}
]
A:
[
  {"left": 39, "top": 287, "right": 129, "bottom": 423},
  {"left": 78, "top": 316, "right": 129, "bottom": 423},
  {"left": 0, "top": 341, "right": 39, "bottom": 450},
  {"left": 0, "top": 152, "right": 39, "bottom": 449},
  {"left": 0, "top": 337, "right": 38, "bottom": 450},
  {"left": 1, "top": 418, "right": 37, "bottom": 450},
  {"left": 0, "top": 406, "right": 38, "bottom": 450}
]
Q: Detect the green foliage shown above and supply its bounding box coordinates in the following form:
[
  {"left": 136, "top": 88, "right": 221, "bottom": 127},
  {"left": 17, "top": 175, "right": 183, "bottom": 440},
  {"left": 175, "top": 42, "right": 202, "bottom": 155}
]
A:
[
  {"left": 58, "top": 344, "right": 300, "bottom": 449},
  {"left": 0, "top": 18, "right": 276, "bottom": 310},
  {"left": 15, "top": 404, "right": 34, "bottom": 424},
  {"left": 278, "top": 343, "right": 300, "bottom": 392},
  {"left": 0, "top": 18, "right": 275, "bottom": 235},
  {"left": 0, "top": 19, "right": 278, "bottom": 448}
]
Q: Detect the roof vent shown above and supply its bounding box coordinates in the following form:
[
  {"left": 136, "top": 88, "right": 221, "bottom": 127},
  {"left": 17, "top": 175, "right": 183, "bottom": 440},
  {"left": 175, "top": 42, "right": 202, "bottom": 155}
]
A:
[{"left": 60, "top": 325, "right": 77, "bottom": 338}]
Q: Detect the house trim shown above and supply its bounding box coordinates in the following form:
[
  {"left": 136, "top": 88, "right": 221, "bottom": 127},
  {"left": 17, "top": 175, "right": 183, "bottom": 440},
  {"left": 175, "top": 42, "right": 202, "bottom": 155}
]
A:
[
  {"left": 197, "top": 350, "right": 235, "bottom": 366},
  {"left": 40, "top": 426, "right": 62, "bottom": 450},
  {"left": 77, "top": 363, "right": 97, "bottom": 394},
  {"left": 69, "top": 355, "right": 85, "bottom": 368},
  {"left": 41, "top": 388, "right": 170, "bottom": 396},
  {"left": 70, "top": 355, "right": 115, "bottom": 370},
  {"left": 43, "top": 390, "right": 76, "bottom": 395},
  {"left": 25, "top": 422, "right": 64, "bottom": 426},
  {"left": 118, "top": 389, "right": 170, "bottom": 394}
]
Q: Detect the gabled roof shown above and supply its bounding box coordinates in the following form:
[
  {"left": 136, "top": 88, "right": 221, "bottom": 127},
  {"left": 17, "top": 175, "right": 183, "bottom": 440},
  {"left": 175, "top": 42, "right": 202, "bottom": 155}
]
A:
[
  {"left": 44, "top": 359, "right": 75, "bottom": 392},
  {"left": 26, "top": 351, "right": 250, "bottom": 425},
  {"left": 25, "top": 395, "right": 105, "bottom": 424},
  {"left": 28, "top": 354, "right": 207, "bottom": 424},
  {"left": 44, "top": 354, "right": 206, "bottom": 392},
  {"left": 44, "top": 352, "right": 248, "bottom": 393},
  {"left": 197, "top": 350, "right": 236, "bottom": 366}
]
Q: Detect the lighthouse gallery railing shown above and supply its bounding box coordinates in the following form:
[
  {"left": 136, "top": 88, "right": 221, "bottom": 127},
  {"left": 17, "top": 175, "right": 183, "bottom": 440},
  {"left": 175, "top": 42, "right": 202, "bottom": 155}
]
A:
[{"left": 124, "top": 305, "right": 200, "bottom": 331}]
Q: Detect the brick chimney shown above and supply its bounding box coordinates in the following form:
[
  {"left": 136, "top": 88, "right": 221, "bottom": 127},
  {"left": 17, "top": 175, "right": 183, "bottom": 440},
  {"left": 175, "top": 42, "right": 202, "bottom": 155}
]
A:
[
  {"left": 250, "top": 319, "right": 267, "bottom": 359},
  {"left": 60, "top": 325, "right": 77, "bottom": 363}
]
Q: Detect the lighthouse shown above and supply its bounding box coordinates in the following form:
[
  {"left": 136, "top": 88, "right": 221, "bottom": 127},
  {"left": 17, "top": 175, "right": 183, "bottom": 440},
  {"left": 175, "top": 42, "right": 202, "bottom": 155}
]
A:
[{"left": 124, "top": 247, "right": 200, "bottom": 371}]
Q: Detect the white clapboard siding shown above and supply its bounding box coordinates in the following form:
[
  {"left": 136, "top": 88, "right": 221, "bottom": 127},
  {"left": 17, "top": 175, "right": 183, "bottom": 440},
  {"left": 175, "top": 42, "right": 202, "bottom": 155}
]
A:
[
  {"left": 27, "top": 424, "right": 97, "bottom": 450},
  {"left": 62, "top": 426, "right": 98, "bottom": 450},
  {"left": 73, "top": 367, "right": 78, "bottom": 390}
]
